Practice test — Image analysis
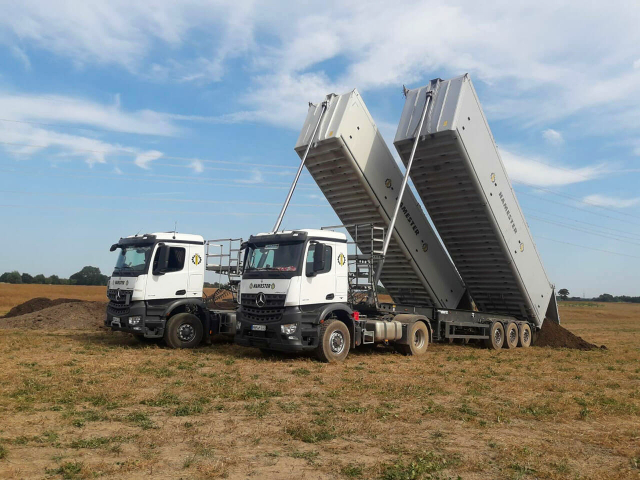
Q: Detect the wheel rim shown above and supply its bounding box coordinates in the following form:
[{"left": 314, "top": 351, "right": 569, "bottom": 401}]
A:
[
  {"left": 414, "top": 328, "right": 425, "bottom": 349},
  {"left": 523, "top": 329, "right": 530, "bottom": 343},
  {"left": 329, "top": 331, "right": 345, "bottom": 355},
  {"left": 509, "top": 327, "right": 517, "bottom": 344},
  {"left": 494, "top": 327, "right": 502, "bottom": 345},
  {"left": 177, "top": 323, "right": 196, "bottom": 342}
]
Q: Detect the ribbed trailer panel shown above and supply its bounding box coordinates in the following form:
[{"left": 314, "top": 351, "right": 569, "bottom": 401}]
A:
[
  {"left": 295, "top": 90, "right": 467, "bottom": 309},
  {"left": 394, "top": 74, "right": 559, "bottom": 328}
]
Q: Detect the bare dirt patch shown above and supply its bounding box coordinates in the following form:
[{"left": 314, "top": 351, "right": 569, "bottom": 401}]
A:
[
  {"left": 535, "top": 318, "right": 602, "bottom": 350},
  {"left": 3, "top": 297, "right": 83, "bottom": 318},
  {"left": 0, "top": 301, "right": 106, "bottom": 330}
]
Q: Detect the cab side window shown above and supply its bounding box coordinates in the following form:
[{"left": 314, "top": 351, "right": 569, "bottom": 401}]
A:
[
  {"left": 153, "top": 246, "right": 186, "bottom": 273},
  {"left": 306, "top": 244, "right": 332, "bottom": 274}
]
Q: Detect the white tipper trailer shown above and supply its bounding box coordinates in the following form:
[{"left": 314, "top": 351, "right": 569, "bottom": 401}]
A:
[
  {"left": 394, "top": 74, "right": 559, "bottom": 330},
  {"left": 235, "top": 81, "right": 554, "bottom": 361}
]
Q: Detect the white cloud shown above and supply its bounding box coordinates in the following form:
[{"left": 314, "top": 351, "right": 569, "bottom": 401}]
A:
[
  {"left": 499, "top": 148, "right": 608, "bottom": 187},
  {"left": 583, "top": 194, "right": 640, "bottom": 208},
  {"left": 0, "top": 92, "right": 180, "bottom": 136},
  {"left": 634, "top": 59, "right": 640, "bottom": 69},
  {"left": 235, "top": 168, "right": 264, "bottom": 184},
  {"left": 11, "top": 46, "right": 31, "bottom": 70},
  {"left": 542, "top": 129, "right": 564, "bottom": 145},
  {"left": 190, "top": 159, "right": 204, "bottom": 173},
  {"left": 114, "top": 166, "right": 123, "bottom": 175},
  {"left": 134, "top": 150, "right": 163, "bottom": 169}
]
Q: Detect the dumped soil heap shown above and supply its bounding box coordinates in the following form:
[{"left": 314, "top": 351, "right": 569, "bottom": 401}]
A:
[
  {"left": 0, "top": 301, "right": 106, "bottom": 330},
  {"left": 3, "top": 297, "right": 82, "bottom": 318},
  {"left": 535, "top": 319, "right": 601, "bottom": 350}
]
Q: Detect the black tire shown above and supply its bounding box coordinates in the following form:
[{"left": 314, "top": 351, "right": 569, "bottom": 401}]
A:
[
  {"left": 315, "top": 319, "right": 350, "bottom": 363},
  {"left": 518, "top": 323, "right": 532, "bottom": 348},
  {"left": 503, "top": 322, "right": 519, "bottom": 349},
  {"left": 484, "top": 321, "right": 504, "bottom": 350},
  {"left": 396, "top": 322, "right": 429, "bottom": 356},
  {"left": 164, "top": 312, "right": 203, "bottom": 349}
]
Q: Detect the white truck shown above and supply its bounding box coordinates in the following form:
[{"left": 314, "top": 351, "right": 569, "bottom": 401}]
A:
[
  {"left": 234, "top": 75, "right": 559, "bottom": 362},
  {"left": 105, "top": 232, "right": 241, "bottom": 347}
]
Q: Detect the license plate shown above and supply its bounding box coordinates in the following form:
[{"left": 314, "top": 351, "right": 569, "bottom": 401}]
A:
[
  {"left": 111, "top": 317, "right": 121, "bottom": 327},
  {"left": 251, "top": 324, "right": 266, "bottom": 331}
]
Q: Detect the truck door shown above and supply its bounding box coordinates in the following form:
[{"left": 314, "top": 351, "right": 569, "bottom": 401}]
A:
[
  {"left": 300, "top": 241, "right": 335, "bottom": 305},
  {"left": 335, "top": 243, "right": 348, "bottom": 302},
  {"left": 146, "top": 244, "right": 189, "bottom": 300}
]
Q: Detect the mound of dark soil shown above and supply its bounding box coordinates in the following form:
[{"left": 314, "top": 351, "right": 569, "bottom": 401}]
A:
[
  {"left": 535, "top": 319, "right": 603, "bottom": 350},
  {"left": 3, "top": 297, "right": 83, "bottom": 318},
  {"left": 0, "top": 301, "right": 107, "bottom": 330}
]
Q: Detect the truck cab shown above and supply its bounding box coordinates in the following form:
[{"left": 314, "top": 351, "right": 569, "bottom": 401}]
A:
[
  {"left": 105, "top": 232, "right": 236, "bottom": 347},
  {"left": 235, "top": 229, "right": 353, "bottom": 356}
]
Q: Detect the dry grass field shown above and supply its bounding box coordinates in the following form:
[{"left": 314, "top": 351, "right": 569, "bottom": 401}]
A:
[
  {"left": 0, "top": 286, "right": 638, "bottom": 479},
  {"left": 0, "top": 285, "right": 108, "bottom": 316}
]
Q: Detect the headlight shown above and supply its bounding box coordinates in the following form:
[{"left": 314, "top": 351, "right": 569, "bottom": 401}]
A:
[
  {"left": 129, "top": 316, "right": 142, "bottom": 326},
  {"left": 281, "top": 323, "right": 297, "bottom": 335}
]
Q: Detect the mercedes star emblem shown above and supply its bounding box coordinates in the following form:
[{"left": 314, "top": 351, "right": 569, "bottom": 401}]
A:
[{"left": 255, "top": 292, "right": 266, "bottom": 307}]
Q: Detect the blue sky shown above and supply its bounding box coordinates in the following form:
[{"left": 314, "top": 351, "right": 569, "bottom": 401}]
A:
[{"left": 0, "top": 1, "right": 639, "bottom": 297}]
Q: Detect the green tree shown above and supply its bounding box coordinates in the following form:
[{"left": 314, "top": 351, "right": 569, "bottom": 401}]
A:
[
  {"left": 558, "top": 288, "right": 570, "bottom": 300},
  {"left": 1, "top": 271, "right": 22, "bottom": 284},
  {"left": 47, "top": 275, "right": 61, "bottom": 285},
  {"left": 33, "top": 274, "right": 46, "bottom": 284},
  {"left": 70, "top": 266, "right": 108, "bottom": 286},
  {"left": 21, "top": 272, "right": 34, "bottom": 283},
  {"left": 597, "top": 293, "right": 615, "bottom": 302}
]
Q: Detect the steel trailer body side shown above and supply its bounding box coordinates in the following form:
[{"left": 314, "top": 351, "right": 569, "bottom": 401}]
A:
[
  {"left": 295, "top": 90, "right": 467, "bottom": 309},
  {"left": 394, "top": 74, "right": 558, "bottom": 328}
]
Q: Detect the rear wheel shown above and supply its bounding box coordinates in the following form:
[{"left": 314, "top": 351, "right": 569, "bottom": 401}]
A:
[
  {"left": 518, "top": 323, "right": 532, "bottom": 348},
  {"left": 316, "top": 319, "right": 350, "bottom": 363},
  {"left": 397, "top": 322, "right": 429, "bottom": 356},
  {"left": 164, "top": 312, "right": 203, "bottom": 349},
  {"left": 503, "top": 322, "right": 519, "bottom": 349},
  {"left": 484, "top": 321, "right": 504, "bottom": 350}
]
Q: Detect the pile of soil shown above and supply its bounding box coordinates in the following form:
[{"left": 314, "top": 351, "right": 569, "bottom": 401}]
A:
[
  {"left": 3, "top": 297, "right": 82, "bottom": 318},
  {"left": 0, "top": 301, "right": 107, "bottom": 330},
  {"left": 535, "top": 319, "right": 603, "bottom": 350}
]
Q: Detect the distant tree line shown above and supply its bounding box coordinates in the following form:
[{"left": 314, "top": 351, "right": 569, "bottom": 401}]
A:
[
  {"left": 557, "top": 289, "right": 640, "bottom": 303},
  {"left": 0, "top": 266, "right": 109, "bottom": 286}
]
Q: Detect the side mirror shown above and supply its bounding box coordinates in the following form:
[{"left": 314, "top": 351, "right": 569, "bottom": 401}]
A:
[
  {"left": 110, "top": 244, "right": 118, "bottom": 252},
  {"left": 152, "top": 244, "right": 170, "bottom": 276}
]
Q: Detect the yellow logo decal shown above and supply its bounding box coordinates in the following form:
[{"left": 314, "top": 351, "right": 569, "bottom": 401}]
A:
[
  {"left": 520, "top": 243, "right": 525, "bottom": 253},
  {"left": 338, "top": 253, "right": 346, "bottom": 266},
  {"left": 443, "top": 120, "right": 448, "bottom": 127},
  {"left": 191, "top": 254, "right": 202, "bottom": 266},
  {"left": 385, "top": 178, "right": 392, "bottom": 188},
  {"left": 490, "top": 173, "right": 496, "bottom": 183}
]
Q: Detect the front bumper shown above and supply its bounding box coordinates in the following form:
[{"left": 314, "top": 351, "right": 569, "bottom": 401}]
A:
[
  {"left": 105, "top": 301, "right": 165, "bottom": 338},
  {"left": 234, "top": 306, "right": 319, "bottom": 352}
]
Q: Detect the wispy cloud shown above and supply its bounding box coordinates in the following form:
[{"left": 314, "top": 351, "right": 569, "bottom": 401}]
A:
[
  {"left": 235, "top": 168, "right": 264, "bottom": 184},
  {"left": 583, "top": 194, "right": 640, "bottom": 208},
  {"left": 499, "top": 148, "right": 608, "bottom": 187},
  {"left": 542, "top": 129, "right": 563, "bottom": 145},
  {"left": 134, "top": 150, "right": 163, "bottom": 169},
  {"left": 0, "top": 92, "right": 180, "bottom": 136},
  {"left": 190, "top": 159, "right": 204, "bottom": 173},
  {"left": 10, "top": 46, "right": 31, "bottom": 70}
]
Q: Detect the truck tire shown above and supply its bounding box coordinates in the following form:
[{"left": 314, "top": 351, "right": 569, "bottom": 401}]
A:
[
  {"left": 518, "top": 323, "right": 532, "bottom": 348},
  {"left": 396, "top": 321, "right": 429, "bottom": 356},
  {"left": 484, "top": 321, "right": 504, "bottom": 350},
  {"left": 503, "top": 322, "right": 518, "bottom": 349},
  {"left": 164, "top": 312, "right": 203, "bottom": 349},
  {"left": 316, "top": 319, "right": 350, "bottom": 363}
]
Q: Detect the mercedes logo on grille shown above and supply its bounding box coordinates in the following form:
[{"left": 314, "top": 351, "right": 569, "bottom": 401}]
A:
[{"left": 255, "top": 292, "right": 266, "bottom": 308}]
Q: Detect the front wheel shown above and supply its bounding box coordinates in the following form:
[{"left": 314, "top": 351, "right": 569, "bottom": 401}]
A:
[
  {"left": 316, "top": 319, "right": 350, "bottom": 363},
  {"left": 164, "top": 312, "right": 203, "bottom": 349}
]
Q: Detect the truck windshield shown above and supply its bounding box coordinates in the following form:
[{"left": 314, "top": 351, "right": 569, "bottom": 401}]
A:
[
  {"left": 113, "top": 246, "right": 153, "bottom": 276},
  {"left": 245, "top": 243, "right": 303, "bottom": 272}
]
